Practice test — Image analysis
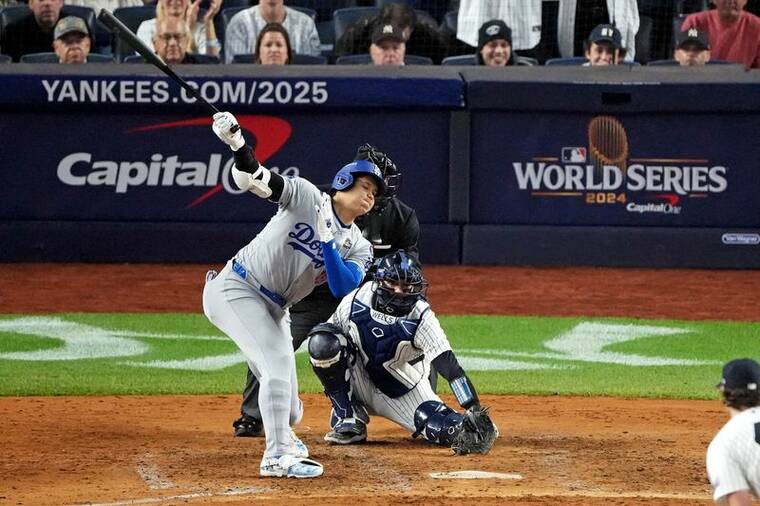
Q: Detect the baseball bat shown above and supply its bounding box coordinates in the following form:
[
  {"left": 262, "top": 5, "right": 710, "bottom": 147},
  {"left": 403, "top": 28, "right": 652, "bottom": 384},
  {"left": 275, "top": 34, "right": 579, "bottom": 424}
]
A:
[{"left": 97, "top": 9, "right": 239, "bottom": 132}]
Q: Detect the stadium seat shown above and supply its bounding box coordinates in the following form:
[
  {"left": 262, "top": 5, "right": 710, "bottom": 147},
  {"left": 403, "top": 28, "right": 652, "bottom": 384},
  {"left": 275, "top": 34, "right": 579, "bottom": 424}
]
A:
[
  {"left": 441, "top": 54, "right": 476, "bottom": 66},
  {"left": 443, "top": 10, "right": 457, "bottom": 33},
  {"left": 20, "top": 52, "right": 113, "bottom": 63},
  {"left": 288, "top": 0, "right": 356, "bottom": 23},
  {"left": 0, "top": 54, "right": 12, "bottom": 63},
  {"left": 232, "top": 53, "right": 327, "bottom": 64},
  {"left": 647, "top": 59, "right": 680, "bottom": 66},
  {"left": 291, "top": 6, "right": 317, "bottom": 21},
  {"left": 670, "top": 13, "right": 689, "bottom": 52},
  {"left": 124, "top": 53, "right": 220, "bottom": 63},
  {"left": 112, "top": 5, "right": 156, "bottom": 60},
  {"left": 333, "top": 7, "right": 379, "bottom": 44},
  {"left": 544, "top": 56, "right": 588, "bottom": 65},
  {"left": 516, "top": 55, "right": 538, "bottom": 66},
  {"left": 335, "top": 53, "right": 432, "bottom": 65}
]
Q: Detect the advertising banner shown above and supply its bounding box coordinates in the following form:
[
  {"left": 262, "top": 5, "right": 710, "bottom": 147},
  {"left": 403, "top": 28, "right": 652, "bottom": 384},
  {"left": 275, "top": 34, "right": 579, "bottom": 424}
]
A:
[
  {"left": 0, "top": 111, "right": 450, "bottom": 223},
  {"left": 470, "top": 112, "right": 760, "bottom": 226}
]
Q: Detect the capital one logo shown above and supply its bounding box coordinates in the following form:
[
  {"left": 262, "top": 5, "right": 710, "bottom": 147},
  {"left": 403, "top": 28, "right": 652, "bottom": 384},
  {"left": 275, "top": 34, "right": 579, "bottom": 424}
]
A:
[{"left": 56, "top": 115, "right": 292, "bottom": 208}]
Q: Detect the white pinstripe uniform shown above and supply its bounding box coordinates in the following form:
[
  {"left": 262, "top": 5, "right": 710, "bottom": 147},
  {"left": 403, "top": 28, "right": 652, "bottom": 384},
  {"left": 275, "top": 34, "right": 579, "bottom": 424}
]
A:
[
  {"left": 706, "top": 407, "right": 760, "bottom": 503},
  {"left": 557, "top": 0, "right": 640, "bottom": 61},
  {"left": 203, "top": 176, "right": 372, "bottom": 459},
  {"left": 325, "top": 283, "right": 452, "bottom": 432},
  {"left": 456, "top": 0, "right": 543, "bottom": 50}
]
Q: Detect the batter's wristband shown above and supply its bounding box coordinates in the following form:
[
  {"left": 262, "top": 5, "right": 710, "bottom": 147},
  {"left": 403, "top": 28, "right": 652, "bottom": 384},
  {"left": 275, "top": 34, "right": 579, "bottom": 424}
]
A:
[{"left": 233, "top": 144, "right": 259, "bottom": 173}]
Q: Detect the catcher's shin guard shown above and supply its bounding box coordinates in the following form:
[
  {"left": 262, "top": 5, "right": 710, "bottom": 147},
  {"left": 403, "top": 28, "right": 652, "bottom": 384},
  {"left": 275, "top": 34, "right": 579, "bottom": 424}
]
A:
[
  {"left": 412, "top": 400, "right": 464, "bottom": 447},
  {"left": 308, "top": 329, "right": 357, "bottom": 419}
]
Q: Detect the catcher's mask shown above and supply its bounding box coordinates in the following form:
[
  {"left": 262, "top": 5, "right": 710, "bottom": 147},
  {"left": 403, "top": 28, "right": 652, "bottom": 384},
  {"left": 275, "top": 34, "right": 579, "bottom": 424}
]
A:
[
  {"left": 354, "top": 143, "right": 401, "bottom": 209},
  {"left": 372, "top": 250, "right": 427, "bottom": 315}
]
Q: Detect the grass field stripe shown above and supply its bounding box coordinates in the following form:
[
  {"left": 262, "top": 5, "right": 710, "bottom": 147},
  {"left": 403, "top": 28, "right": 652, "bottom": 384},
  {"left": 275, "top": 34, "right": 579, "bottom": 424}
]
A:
[
  {"left": 75, "top": 487, "right": 269, "bottom": 506},
  {"left": 122, "top": 352, "right": 245, "bottom": 370}
]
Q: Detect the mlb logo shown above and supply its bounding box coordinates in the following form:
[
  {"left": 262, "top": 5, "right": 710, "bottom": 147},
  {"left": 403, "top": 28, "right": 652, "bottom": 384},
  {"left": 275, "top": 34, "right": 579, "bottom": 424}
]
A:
[{"left": 561, "top": 147, "right": 587, "bottom": 163}]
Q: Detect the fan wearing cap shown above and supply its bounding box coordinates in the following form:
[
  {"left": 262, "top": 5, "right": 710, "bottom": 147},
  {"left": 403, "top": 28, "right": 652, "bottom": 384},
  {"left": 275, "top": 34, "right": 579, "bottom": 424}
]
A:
[
  {"left": 369, "top": 23, "right": 406, "bottom": 66},
  {"left": 52, "top": 16, "right": 91, "bottom": 64},
  {"left": 706, "top": 358, "right": 760, "bottom": 505},
  {"left": 477, "top": 19, "right": 514, "bottom": 66},
  {"left": 673, "top": 28, "right": 711, "bottom": 67},
  {"left": 583, "top": 23, "right": 625, "bottom": 66}
]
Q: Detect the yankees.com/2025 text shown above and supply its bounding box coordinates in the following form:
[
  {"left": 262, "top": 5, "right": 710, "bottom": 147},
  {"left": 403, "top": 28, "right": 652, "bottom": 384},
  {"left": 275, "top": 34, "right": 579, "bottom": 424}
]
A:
[{"left": 42, "top": 79, "right": 329, "bottom": 105}]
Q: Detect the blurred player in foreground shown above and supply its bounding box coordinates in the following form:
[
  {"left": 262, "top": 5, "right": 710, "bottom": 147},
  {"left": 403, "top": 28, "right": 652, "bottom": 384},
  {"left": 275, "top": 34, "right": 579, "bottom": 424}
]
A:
[
  {"left": 203, "top": 111, "right": 385, "bottom": 478},
  {"left": 706, "top": 358, "right": 760, "bottom": 504},
  {"left": 307, "top": 250, "right": 498, "bottom": 455}
]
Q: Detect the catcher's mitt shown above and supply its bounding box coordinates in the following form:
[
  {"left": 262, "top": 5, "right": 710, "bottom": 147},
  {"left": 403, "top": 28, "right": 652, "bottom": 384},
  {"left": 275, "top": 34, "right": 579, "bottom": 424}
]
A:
[{"left": 451, "top": 406, "right": 498, "bottom": 455}]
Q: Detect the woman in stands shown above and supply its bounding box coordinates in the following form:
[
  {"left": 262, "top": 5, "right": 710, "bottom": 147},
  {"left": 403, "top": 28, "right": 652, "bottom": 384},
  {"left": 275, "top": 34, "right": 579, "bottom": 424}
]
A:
[
  {"left": 136, "top": 0, "right": 222, "bottom": 58},
  {"left": 254, "top": 22, "right": 291, "bottom": 65}
]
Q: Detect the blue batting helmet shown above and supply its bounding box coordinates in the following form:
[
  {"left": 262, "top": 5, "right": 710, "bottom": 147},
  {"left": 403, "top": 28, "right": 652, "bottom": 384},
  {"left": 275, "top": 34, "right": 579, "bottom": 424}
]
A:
[{"left": 331, "top": 160, "right": 386, "bottom": 197}]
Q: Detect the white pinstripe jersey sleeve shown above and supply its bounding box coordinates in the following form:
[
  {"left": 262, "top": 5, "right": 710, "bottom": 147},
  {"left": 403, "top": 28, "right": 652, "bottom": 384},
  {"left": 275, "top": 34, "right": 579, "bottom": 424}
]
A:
[
  {"left": 706, "top": 407, "right": 760, "bottom": 502},
  {"left": 413, "top": 306, "right": 452, "bottom": 360}
]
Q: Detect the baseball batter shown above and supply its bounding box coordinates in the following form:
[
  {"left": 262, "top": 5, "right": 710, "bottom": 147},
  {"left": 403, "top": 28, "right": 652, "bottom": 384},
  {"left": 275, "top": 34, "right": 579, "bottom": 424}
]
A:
[
  {"left": 202, "top": 111, "right": 385, "bottom": 478},
  {"left": 706, "top": 358, "right": 760, "bottom": 505},
  {"left": 307, "top": 251, "right": 498, "bottom": 454}
]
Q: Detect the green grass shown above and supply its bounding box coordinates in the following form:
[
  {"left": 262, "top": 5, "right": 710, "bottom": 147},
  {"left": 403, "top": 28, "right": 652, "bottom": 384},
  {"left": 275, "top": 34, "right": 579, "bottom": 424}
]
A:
[{"left": 0, "top": 313, "right": 757, "bottom": 399}]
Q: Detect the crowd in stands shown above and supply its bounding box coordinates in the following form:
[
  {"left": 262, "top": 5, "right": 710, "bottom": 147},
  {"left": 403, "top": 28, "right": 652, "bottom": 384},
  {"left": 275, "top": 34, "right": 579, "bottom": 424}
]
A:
[{"left": 0, "top": 0, "right": 758, "bottom": 68}]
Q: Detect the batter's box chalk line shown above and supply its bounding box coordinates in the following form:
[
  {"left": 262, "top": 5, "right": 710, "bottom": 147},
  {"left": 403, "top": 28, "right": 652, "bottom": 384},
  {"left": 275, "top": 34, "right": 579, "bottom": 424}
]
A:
[{"left": 429, "top": 471, "right": 523, "bottom": 480}]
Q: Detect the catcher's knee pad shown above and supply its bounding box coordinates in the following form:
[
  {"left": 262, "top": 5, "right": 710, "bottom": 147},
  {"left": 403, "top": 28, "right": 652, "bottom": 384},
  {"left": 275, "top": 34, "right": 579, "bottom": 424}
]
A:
[{"left": 413, "top": 400, "right": 464, "bottom": 447}]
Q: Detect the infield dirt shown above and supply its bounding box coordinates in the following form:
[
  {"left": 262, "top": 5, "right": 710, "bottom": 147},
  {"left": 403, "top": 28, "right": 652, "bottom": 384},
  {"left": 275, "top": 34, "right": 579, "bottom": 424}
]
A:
[{"left": 1, "top": 264, "right": 758, "bottom": 505}]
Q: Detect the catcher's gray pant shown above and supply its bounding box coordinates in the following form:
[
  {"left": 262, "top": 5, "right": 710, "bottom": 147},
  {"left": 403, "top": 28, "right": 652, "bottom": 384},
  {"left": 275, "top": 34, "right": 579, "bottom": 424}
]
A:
[
  {"left": 350, "top": 357, "right": 443, "bottom": 433},
  {"left": 203, "top": 260, "right": 303, "bottom": 458},
  {"left": 240, "top": 299, "right": 337, "bottom": 419}
]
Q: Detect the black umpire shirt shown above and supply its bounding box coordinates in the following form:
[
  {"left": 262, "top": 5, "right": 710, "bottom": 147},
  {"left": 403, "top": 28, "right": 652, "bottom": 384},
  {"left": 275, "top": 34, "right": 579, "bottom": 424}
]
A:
[{"left": 291, "top": 196, "right": 420, "bottom": 312}]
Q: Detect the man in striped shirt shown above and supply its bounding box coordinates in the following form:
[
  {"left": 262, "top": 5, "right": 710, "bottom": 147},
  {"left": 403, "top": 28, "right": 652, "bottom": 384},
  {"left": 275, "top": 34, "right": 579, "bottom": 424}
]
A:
[{"left": 307, "top": 250, "right": 495, "bottom": 451}]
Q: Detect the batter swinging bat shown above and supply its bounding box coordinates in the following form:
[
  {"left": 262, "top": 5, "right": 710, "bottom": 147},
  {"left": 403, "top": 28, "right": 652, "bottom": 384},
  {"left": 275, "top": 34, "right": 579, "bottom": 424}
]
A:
[{"left": 97, "top": 9, "right": 239, "bottom": 132}]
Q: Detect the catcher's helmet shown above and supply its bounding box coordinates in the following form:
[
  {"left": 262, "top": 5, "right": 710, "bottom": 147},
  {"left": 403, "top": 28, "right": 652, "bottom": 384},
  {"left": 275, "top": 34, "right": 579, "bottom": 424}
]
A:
[
  {"left": 331, "top": 160, "right": 386, "bottom": 197},
  {"left": 372, "top": 250, "right": 427, "bottom": 315},
  {"left": 354, "top": 143, "right": 401, "bottom": 201}
]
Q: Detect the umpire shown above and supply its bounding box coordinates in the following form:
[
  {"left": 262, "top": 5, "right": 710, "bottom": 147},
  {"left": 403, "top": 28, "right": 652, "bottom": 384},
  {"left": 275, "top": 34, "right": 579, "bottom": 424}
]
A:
[{"left": 233, "top": 143, "right": 422, "bottom": 437}]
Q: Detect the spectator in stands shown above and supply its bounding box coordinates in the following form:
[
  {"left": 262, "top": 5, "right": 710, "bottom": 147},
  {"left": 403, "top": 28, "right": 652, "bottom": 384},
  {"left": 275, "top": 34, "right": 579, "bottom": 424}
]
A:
[
  {"left": 225, "top": 0, "right": 320, "bottom": 64},
  {"left": 476, "top": 19, "right": 515, "bottom": 66},
  {"left": 254, "top": 22, "right": 291, "bottom": 64},
  {"left": 52, "top": 15, "right": 91, "bottom": 64},
  {"left": 673, "top": 28, "right": 711, "bottom": 66},
  {"left": 558, "top": 0, "right": 639, "bottom": 62},
  {"left": 369, "top": 22, "right": 406, "bottom": 66},
  {"left": 336, "top": 3, "right": 448, "bottom": 64},
  {"left": 152, "top": 16, "right": 215, "bottom": 63},
  {"left": 0, "top": 0, "right": 65, "bottom": 61},
  {"left": 584, "top": 23, "right": 625, "bottom": 65},
  {"left": 681, "top": 0, "right": 760, "bottom": 68},
  {"left": 0, "top": 0, "right": 20, "bottom": 6},
  {"left": 137, "top": 0, "right": 222, "bottom": 59},
  {"left": 457, "top": 0, "right": 542, "bottom": 56}
]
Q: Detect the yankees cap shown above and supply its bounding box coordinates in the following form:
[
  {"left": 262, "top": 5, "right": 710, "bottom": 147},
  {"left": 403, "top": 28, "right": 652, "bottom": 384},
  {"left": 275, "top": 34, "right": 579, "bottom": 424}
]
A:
[
  {"left": 54, "top": 16, "right": 89, "bottom": 40},
  {"left": 718, "top": 358, "right": 760, "bottom": 390},
  {"left": 478, "top": 19, "right": 512, "bottom": 50},
  {"left": 675, "top": 28, "right": 710, "bottom": 50},
  {"left": 588, "top": 23, "right": 623, "bottom": 49},
  {"left": 372, "top": 23, "right": 405, "bottom": 45}
]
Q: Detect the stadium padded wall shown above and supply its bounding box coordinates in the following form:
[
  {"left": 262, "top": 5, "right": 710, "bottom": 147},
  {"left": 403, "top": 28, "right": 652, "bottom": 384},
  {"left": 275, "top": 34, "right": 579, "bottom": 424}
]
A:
[{"left": 0, "top": 65, "right": 758, "bottom": 268}]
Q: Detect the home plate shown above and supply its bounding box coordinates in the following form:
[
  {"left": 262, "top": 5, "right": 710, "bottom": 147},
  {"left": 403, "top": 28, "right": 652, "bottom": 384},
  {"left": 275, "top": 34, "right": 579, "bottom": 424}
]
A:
[{"left": 429, "top": 471, "right": 523, "bottom": 480}]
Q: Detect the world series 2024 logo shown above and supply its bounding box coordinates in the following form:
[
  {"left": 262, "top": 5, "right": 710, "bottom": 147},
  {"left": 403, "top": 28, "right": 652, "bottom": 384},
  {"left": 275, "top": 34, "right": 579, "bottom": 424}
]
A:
[{"left": 512, "top": 116, "right": 729, "bottom": 215}]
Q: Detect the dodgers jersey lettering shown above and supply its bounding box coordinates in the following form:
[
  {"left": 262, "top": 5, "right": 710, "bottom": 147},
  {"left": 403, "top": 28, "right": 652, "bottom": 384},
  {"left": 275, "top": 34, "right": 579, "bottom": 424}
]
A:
[
  {"left": 328, "top": 283, "right": 452, "bottom": 398},
  {"left": 235, "top": 177, "right": 372, "bottom": 307},
  {"left": 706, "top": 407, "right": 760, "bottom": 501}
]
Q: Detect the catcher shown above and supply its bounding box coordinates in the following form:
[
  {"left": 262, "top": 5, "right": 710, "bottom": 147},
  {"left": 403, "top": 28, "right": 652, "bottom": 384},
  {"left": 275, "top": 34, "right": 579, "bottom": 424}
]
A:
[{"left": 307, "top": 250, "right": 498, "bottom": 455}]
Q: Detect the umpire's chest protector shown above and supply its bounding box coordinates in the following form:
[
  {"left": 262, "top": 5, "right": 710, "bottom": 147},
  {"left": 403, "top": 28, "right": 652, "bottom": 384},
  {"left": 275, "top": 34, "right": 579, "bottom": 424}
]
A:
[{"left": 349, "top": 298, "right": 429, "bottom": 398}]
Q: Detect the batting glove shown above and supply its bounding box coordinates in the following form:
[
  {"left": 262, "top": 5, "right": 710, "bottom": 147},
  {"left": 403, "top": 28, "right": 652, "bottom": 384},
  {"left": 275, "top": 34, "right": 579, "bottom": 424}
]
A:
[
  {"left": 212, "top": 112, "right": 245, "bottom": 151},
  {"left": 315, "top": 194, "right": 335, "bottom": 243}
]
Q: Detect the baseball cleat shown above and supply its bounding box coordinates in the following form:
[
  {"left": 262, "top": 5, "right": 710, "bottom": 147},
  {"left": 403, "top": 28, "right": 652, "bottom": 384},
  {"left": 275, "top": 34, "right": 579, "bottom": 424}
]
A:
[
  {"left": 290, "top": 429, "right": 309, "bottom": 458},
  {"left": 233, "top": 414, "right": 262, "bottom": 437},
  {"left": 324, "top": 417, "right": 367, "bottom": 445},
  {"left": 260, "top": 454, "right": 324, "bottom": 478}
]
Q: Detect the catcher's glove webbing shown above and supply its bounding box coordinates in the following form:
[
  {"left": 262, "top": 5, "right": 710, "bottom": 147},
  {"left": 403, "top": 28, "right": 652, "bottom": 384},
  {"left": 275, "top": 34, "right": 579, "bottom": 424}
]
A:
[{"left": 451, "top": 406, "right": 498, "bottom": 455}]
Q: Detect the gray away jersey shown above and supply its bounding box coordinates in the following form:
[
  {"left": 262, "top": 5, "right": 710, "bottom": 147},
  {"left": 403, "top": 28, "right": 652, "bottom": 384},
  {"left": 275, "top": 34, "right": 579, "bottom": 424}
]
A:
[
  {"left": 235, "top": 177, "right": 373, "bottom": 308},
  {"left": 328, "top": 283, "right": 452, "bottom": 397},
  {"left": 706, "top": 407, "right": 760, "bottom": 502}
]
